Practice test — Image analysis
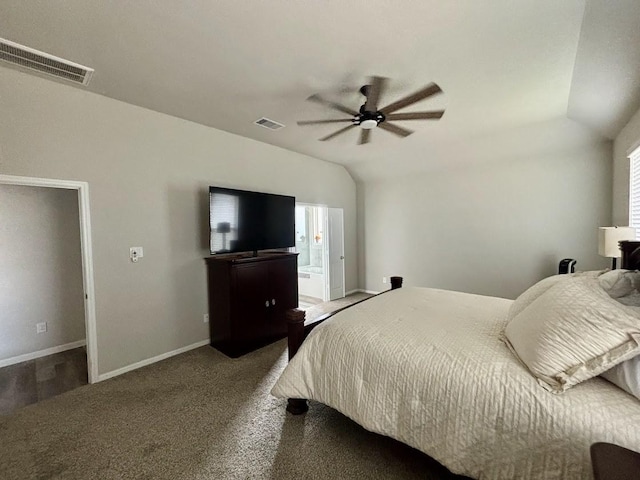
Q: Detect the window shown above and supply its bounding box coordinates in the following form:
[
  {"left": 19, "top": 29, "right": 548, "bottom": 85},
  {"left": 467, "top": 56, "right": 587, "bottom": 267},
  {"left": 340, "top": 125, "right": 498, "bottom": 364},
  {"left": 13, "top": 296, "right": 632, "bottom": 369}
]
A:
[{"left": 629, "top": 145, "right": 640, "bottom": 239}]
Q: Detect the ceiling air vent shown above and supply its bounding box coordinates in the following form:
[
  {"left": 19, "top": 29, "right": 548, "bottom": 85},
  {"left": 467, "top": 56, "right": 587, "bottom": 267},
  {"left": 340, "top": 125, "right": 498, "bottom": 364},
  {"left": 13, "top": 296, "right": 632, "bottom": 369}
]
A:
[
  {"left": 254, "top": 117, "right": 285, "bottom": 131},
  {"left": 0, "top": 38, "right": 94, "bottom": 86}
]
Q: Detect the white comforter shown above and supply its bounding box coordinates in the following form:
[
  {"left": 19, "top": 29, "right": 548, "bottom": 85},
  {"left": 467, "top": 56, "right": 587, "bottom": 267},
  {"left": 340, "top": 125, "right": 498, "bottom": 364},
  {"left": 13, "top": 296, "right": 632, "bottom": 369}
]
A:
[{"left": 271, "top": 287, "right": 640, "bottom": 479}]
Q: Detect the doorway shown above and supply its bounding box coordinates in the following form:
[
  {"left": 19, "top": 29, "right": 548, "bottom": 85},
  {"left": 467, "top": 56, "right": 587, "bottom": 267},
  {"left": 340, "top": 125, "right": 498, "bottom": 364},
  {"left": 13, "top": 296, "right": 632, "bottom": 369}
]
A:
[
  {"left": 294, "top": 204, "right": 345, "bottom": 308},
  {"left": 0, "top": 175, "right": 98, "bottom": 391}
]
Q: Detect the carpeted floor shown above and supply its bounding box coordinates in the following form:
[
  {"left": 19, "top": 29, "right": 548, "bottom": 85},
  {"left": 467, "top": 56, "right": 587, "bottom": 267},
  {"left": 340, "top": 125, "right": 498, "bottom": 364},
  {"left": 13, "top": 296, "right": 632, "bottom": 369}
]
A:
[{"left": 0, "top": 336, "right": 466, "bottom": 480}]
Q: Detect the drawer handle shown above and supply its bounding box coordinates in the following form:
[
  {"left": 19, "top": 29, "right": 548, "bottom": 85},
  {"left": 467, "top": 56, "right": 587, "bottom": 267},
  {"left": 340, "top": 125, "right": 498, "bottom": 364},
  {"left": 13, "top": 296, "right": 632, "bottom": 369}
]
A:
[{"left": 271, "top": 298, "right": 276, "bottom": 306}]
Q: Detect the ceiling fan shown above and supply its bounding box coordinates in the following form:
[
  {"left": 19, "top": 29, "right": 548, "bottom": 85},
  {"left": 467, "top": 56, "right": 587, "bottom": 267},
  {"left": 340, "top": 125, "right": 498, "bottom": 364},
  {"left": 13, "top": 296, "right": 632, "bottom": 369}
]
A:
[{"left": 297, "top": 76, "right": 445, "bottom": 145}]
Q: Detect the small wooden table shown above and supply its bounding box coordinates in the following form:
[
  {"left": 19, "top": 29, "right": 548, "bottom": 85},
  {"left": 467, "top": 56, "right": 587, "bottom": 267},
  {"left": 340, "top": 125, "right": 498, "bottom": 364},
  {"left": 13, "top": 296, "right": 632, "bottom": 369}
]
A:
[{"left": 591, "top": 442, "right": 640, "bottom": 480}]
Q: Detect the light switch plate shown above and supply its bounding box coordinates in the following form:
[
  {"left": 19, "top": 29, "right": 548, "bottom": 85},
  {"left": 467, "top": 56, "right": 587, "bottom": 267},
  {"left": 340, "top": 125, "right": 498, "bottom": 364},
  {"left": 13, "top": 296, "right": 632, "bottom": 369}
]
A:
[
  {"left": 36, "top": 322, "right": 47, "bottom": 334},
  {"left": 130, "top": 247, "right": 144, "bottom": 262}
]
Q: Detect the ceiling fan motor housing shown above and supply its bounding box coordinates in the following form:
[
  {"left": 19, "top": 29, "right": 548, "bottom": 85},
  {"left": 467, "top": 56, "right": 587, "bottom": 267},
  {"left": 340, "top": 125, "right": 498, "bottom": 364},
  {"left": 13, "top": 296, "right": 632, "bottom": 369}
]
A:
[{"left": 356, "top": 106, "right": 385, "bottom": 128}]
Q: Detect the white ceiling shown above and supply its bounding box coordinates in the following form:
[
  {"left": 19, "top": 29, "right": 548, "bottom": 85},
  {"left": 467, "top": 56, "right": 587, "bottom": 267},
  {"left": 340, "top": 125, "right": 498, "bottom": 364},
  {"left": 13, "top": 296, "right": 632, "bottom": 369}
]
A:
[{"left": 1, "top": 1, "right": 639, "bottom": 181}]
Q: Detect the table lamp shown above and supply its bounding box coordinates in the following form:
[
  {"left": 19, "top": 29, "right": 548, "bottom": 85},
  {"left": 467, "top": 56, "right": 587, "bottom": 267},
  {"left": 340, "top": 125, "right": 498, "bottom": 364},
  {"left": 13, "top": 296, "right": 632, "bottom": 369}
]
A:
[{"left": 598, "top": 226, "right": 636, "bottom": 269}]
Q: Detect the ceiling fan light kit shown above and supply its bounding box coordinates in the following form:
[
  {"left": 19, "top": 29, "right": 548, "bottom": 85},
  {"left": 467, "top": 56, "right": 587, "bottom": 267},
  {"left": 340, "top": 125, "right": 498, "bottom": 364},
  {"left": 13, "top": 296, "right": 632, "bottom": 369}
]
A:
[
  {"left": 297, "top": 76, "right": 445, "bottom": 144},
  {"left": 360, "top": 119, "right": 378, "bottom": 130}
]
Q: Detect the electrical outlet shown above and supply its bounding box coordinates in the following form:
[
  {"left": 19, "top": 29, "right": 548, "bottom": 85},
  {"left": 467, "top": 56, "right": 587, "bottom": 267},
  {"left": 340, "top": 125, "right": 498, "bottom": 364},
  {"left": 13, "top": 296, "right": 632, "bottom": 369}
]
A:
[
  {"left": 36, "top": 322, "right": 47, "bottom": 334},
  {"left": 203, "top": 314, "right": 209, "bottom": 323},
  {"left": 382, "top": 276, "right": 387, "bottom": 284}
]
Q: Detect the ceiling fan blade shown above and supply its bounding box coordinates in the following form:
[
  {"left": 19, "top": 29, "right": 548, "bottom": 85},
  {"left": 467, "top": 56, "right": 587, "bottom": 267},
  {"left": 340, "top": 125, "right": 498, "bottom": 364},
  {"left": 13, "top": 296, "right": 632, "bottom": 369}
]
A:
[
  {"left": 378, "top": 122, "right": 413, "bottom": 138},
  {"left": 358, "top": 129, "right": 371, "bottom": 145},
  {"left": 319, "top": 124, "right": 357, "bottom": 141},
  {"left": 380, "top": 83, "right": 442, "bottom": 115},
  {"left": 308, "top": 94, "right": 358, "bottom": 116},
  {"left": 364, "top": 76, "right": 387, "bottom": 112},
  {"left": 297, "top": 119, "right": 354, "bottom": 126},
  {"left": 385, "top": 111, "right": 445, "bottom": 121}
]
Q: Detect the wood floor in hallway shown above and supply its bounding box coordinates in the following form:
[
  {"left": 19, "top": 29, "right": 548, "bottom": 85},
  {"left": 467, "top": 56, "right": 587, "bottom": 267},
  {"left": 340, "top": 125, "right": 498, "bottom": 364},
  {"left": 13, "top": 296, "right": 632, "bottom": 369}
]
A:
[{"left": 0, "top": 347, "right": 88, "bottom": 415}]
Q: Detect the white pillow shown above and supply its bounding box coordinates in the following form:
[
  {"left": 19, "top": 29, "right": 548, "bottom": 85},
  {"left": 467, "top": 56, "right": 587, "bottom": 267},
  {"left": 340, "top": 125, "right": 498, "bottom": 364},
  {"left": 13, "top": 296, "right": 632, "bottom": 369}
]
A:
[
  {"left": 504, "top": 275, "right": 640, "bottom": 393},
  {"left": 601, "top": 355, "right": 640, "bottom": 400},
  {"left": 507, "top": 274, "right": 566, "bottom": 320},
  {"left": 598, "top": 272, "right": 640, "bottom": 398},
  {"left": 507, "top": 270, "right": 605, "bottom": 321},
  {"left": 598, "top": 269, "right": 639, "bottom": 299}
]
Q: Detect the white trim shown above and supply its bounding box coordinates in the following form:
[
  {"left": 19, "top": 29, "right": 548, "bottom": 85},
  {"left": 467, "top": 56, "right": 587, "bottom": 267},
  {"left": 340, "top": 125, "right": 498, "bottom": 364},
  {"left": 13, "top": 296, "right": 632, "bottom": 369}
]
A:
[
  {"left": 327, "top": 207, "right": 346, "bottom": 301},
  {"left": 96, "top": 339, "right": 210, "bottom": 382},
  {"left": 76, "top": 182, "right": 99, "bottom": 384},
  {"left": 0, "top": 174, "right": 99, "bottom": 384},
  {"left": 345, "top": 288, "right": 382, "bottom": 295},
  {"left": 626, "top": 141, "right": 640, "bottom": 158},
  {"left": 322, "top": 205, "right": 330, "bottom": 301},
  {"left": 0, "top": 174, "right": 86, "bottom": 190},
  {"left": 0, "top": 340, "right": 86, "bottom": 368}
]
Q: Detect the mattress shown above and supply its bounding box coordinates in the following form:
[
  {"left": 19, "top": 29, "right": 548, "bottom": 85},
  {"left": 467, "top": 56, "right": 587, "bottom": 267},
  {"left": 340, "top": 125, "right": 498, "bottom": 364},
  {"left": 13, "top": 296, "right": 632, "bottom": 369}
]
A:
[{"left": 271, "top": 286, "right": 640, "bottom": 479}]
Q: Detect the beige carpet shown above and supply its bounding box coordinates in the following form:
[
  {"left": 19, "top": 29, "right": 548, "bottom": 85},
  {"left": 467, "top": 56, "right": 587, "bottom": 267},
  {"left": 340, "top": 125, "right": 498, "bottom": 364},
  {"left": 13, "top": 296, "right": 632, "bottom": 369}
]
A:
[{"left": 0, "top": 308, "right": 466, "bottom": 479}]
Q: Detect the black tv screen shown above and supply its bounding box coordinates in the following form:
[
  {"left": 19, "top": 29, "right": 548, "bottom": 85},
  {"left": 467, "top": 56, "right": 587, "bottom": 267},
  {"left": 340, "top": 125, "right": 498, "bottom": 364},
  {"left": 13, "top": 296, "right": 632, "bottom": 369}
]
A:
[{"left": 209, "top": 186, "right": 295, "bottom": 254}]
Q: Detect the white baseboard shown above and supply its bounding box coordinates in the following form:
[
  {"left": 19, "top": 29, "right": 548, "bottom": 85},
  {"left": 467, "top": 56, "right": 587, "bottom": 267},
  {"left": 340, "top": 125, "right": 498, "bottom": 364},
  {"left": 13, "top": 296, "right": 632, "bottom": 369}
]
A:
[
  {"left": 0, "top": 339, "right": 87, "bottom": 368},
  {"left": 96, "top": 339, "right": 210, "bottom": 382},
  {"left": 345, "top": 288, "right": 381, "bottom": 296}
]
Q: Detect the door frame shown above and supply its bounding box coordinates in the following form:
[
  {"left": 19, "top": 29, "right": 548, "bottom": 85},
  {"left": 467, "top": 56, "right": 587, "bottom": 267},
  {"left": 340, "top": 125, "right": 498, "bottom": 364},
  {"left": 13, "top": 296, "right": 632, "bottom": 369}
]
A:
[
  {"left": 327, "top": 207, "right": 346, "bottom": 301},
  {"left": 295, "top": 202, "right": 330, "bottom": 301},
  {"left": 0, "top": 174, "right": 99, "bottom": 384}
]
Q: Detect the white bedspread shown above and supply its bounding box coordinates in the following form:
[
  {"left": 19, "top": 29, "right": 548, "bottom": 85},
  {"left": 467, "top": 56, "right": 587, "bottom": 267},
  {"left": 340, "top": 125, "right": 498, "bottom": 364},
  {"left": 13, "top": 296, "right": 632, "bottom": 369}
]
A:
[{"left": 271, "top": 287, "right": 640, "bottom": 479}]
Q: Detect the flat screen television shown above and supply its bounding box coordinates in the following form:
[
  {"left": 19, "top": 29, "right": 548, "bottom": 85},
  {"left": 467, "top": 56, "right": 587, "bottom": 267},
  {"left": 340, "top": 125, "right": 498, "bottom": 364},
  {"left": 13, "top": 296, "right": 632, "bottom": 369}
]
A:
[{"left": 209, "top": 186, "right": 295, "bottom": 255}]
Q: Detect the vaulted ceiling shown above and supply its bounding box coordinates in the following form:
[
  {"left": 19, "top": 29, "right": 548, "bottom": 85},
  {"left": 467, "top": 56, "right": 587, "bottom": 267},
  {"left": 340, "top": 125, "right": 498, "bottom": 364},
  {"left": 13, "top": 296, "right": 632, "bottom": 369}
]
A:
[{"left": 1, "top": 1, "right": 639, "bottom": 181}]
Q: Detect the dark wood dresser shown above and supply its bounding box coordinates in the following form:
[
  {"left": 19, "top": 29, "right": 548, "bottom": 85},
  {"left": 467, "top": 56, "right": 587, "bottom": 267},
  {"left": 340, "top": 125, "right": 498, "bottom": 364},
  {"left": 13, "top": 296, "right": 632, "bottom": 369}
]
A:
[{"left": 205, "top": 252, "right": 298, "bottom": 357}]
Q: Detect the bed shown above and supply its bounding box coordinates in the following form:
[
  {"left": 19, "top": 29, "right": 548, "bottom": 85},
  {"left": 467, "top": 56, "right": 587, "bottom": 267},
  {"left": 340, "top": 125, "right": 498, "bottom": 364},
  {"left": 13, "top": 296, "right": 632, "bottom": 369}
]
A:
[{"left": 271, "top": 264, "right": 640, "bottom": 479}]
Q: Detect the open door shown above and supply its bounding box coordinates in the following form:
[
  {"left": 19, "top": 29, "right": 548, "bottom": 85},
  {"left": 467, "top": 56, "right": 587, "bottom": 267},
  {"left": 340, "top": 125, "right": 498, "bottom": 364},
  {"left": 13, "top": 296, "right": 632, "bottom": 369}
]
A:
[{"left": 327, "top": 207, "right": 345, "bottom": 301}]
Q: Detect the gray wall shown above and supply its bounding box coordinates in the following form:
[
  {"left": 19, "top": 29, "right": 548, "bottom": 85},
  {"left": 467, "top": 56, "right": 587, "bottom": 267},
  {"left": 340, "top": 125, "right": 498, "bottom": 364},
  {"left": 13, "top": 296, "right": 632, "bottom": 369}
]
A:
[
  {"left": 0, "top": 68, "right": 357, "bottom": 376},
  {"left": 613, "top": 105, "right": 640, "bottom": 225},
  {"left": 359, "top": 129, "right": 612, "bottom": 299},
  {"left": 0, "top": 184, "right": 85, "bottom": 361}
]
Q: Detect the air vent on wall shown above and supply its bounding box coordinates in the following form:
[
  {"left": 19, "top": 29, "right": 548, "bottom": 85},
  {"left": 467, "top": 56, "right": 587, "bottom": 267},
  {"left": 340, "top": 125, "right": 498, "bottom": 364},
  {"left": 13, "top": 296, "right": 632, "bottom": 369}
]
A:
[
  {"left": 0, "top": 38, "right": 94, "bottom": 86},
  {"left": 254, "top": 117, "right": 285, "bottom": 131}
]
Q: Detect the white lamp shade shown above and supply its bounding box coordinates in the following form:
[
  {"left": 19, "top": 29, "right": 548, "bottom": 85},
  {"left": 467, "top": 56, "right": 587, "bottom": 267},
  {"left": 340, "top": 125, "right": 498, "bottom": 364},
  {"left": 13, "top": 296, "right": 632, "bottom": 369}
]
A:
[{"left": 598, "top": 227, "right": 636, "bottom": 258}]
